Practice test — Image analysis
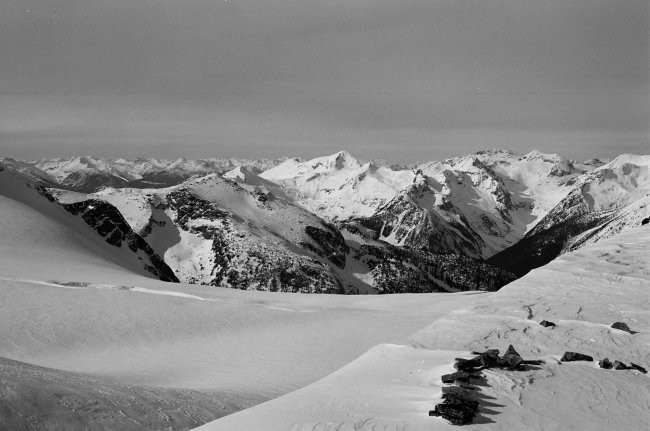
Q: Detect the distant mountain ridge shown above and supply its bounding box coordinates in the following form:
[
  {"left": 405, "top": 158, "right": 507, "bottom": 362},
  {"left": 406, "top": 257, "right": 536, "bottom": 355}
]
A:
[
  {"left": 3, "top": 149, "right": 647, "bottom": 291},
  {"left": 28, "top": 156, "right": 290, "bottom": 192}
]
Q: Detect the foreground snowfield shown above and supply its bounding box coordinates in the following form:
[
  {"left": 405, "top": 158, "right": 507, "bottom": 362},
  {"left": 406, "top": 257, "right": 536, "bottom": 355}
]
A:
[
  {"left": 1, "top": 160, "right": 648, "bottom": 430},
  {"left": 0, "top": 186, "right": 484, "bottom": 427},
  {"left": 198, "top": 226, "right": 649, "bottom": 431}
]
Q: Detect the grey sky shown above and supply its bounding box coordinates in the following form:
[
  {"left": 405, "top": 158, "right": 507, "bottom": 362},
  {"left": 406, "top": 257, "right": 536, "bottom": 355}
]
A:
[{"left": 1, "top": 0, "right": 648, "bottom": 162}]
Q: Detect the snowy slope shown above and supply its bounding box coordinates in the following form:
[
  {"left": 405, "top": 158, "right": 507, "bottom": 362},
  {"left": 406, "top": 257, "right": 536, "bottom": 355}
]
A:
[
  {"left": 50, "top": 171, "right": 516, "bottom": 294},
  {"left": 260, "top": 151, "right": 416, "bottom": 221},
  {"left": 0, "top": 160, "right": 175, "bottom": 282},
  {"left": 257, "top": 149, "right": 593, "bottom": 259},
  {"left": 0, "top": 189, "right": 485, "bottom": 426},
  {"left": 489, "top": 153, "right": 650, "bottom": 275},
  {"left": 352, "top": 149, "right": 585, "bottom": 258},
  {"left": 198, "top": 225, "right": 650, "bottom": 431},
  {"left": 52, "top": 174, "right": 358, "bottom": 292}
]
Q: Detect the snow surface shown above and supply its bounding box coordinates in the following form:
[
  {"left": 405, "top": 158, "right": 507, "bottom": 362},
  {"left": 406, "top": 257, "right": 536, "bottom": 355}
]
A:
[
  {"left": 198, "top": 226, "right": 650, "bottom": 431},
  {"left": 260, "top": 151, "right": 416, "bottom": 221},
  {"left": 0, "top": 177, "right": 483, "bottom": 404}
]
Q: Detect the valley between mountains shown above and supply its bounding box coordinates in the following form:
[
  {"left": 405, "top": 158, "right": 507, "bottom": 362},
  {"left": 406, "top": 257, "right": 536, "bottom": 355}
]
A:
[
  {"left": 2, "top": 149, "right": 647, "bottom": 293},
  {"left": 0, "top": 149, "right": 648, "bottom": 430}
]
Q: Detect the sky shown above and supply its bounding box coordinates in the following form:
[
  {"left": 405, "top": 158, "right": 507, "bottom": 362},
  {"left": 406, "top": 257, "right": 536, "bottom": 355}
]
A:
[{"left": 0, "top": 0, "right": 648, "bottom": 162}]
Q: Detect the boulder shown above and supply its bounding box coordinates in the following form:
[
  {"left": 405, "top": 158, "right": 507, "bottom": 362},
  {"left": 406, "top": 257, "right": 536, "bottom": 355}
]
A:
[
  {"left": 642, "top": 217, "right": 649, "bottom": 226},
  {"left": 561, "top": 352, "right": 594, "bottom": 362},
  {"left": 598, "top": 358, "right": 613, "bottom": 369},
  {"left": 429, "top": 402, "right": 478, "bottom": 425},
  {"left": 454, "top": 357, "right": 483, "bottom": 371},
  {"left": 539, "top": 320, "right": 556, "bottom": 327},
  {"left": 611, "top": 322, "right": 634, "bottom": 334},
  {"left": 612, "top": 361, "right": 629, "bottom": 370},
  {"left": 630, "top": 363, "right": 648, "bottom": 374},
  {"left": 441, "top": 371, "right": 473, "bottom": 384},
  {"left": 478, "top": 349, "right": 501, "bottom": 368},
  {"left": 500, "top": 345, "right": 524, "bottom": 370},
  {"left": 465, "top": 349, "right": 500, "bottom": 369}
]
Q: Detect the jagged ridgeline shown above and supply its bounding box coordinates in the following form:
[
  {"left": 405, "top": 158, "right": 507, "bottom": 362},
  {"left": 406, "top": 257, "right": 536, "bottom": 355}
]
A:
[{"left": 4, "top": 149, "right": 647, "bottom": 294}]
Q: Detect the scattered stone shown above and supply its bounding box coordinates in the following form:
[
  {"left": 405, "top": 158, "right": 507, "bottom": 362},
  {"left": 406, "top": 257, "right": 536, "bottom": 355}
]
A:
[
  {"left": 434, "top": 346, "right": 545, "bottom": 424},
  {"left": 611, "top": 322, "right": 635, "bottom": 334},
  {"left": 630, "top": 363, "right": 648, "bottom": 374},
  {"left": 598, "top": 359, "right": 647, "bottom": 373},
  {"left": 598, "top": 358, "right": 613, "bottom": 369},
  {"left": 429, "top": 402, "right": 477, "bottom": 425},
  {"left": 561, "top": 352, "right": 594, "bottom": 362},
  {"left": 539, "top": 320, "right": 556, "bottom": 327},
  {"left": 441, "top": 371, "right": 473, "bottom": 384}
]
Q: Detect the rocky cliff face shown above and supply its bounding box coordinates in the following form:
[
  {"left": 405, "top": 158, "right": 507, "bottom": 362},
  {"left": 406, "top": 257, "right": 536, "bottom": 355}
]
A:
[
  {"left": 155, "top": 186, "right": 345, "bottom": 293},
  {"left": 60, "top": 199, "right": 178, "bottom": 282},
  {"left": 20, "top": 149, "right": 647, "bottom": 294}
]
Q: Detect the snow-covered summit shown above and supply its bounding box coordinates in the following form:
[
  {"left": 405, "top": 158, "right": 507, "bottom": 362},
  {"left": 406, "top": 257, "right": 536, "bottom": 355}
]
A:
[
  {"left": 260, "top": 151, "right": 415, "bottom": 221},
  {"left": 29, "top": 156, "right": 288, "bottom": 192}
]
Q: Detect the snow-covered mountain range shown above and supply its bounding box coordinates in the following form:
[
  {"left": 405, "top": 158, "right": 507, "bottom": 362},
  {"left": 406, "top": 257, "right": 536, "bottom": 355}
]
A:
[
  {"left": 31, "top": 156, "right": 288, "bottom": 192},
  {"left": 1, "top": 149, "right": 649, "bottom": 431},
  {"left": 2, "top": 149, "right": 647, "bottom": 293}
]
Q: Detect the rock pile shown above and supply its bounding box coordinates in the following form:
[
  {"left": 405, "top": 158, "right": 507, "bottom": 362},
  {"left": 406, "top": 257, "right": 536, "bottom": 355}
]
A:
[
  {"left": 430, "top": 345, "right": 543, "bottom": 425},
  {"left": 599, "top": 358, "right": 647, "bottom": 373}
]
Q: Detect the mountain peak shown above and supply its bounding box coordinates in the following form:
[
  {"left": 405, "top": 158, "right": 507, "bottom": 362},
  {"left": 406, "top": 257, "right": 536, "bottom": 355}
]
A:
[
  {"left": 522, "top": 150, "right": 563, "bottom": 163},
  {"left": 328, "top": 150, "right": 360, "bottom": 170}
]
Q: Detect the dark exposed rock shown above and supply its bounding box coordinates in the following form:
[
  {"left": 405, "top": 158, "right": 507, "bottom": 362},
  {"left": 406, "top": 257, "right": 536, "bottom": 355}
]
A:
[
  {"left": 61, "top": 200, "right": 178, "bottom": 283},
  {"left": 435, "top": 346, "right": 545, "bottom": 424},
  {"left": 561, "top": 352, "right": 594, "bottom": 362},
  {"left": 429, "top": 402, "right": 477, "bottom": 425},
  {"left": 500, "top": 345, "right": 525, "bottom": 370},
  {"left": 478, "top": 349, "right": 501, "bottom": 368},
  {"left": 539, "top": 320, "right": 556, "bottom": 327},
  {"left": 454, "top": 357, "right": 483, "bottom": 372},
  {"left": 441, "top": 394, "right": 479, "bottom": 411},
  {"left": 630, "top": 363, "right": 648, "bottom": 374},
  {"left": 611, "top": 322, "right": 635, "bottom": 334},
  {"left": 598, "top": 358, "right": 612, "bottom": 369},
  {"left": 442, "top": 386, "right": 476, "bottom": 398},
  {"left": 599, "top": 359, "right": 647, "bottom": 373},
  {"left": 441, "top": 371, "right": 473, "bottom": 384}
]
